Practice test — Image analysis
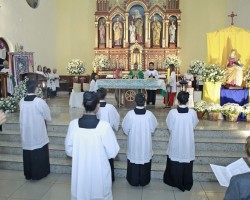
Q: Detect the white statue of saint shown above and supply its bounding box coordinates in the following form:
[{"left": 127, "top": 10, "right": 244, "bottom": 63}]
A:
[
  {"left": 169, "top": 21, "right": 176, "bottom": 43},
  {"left": 129, "top": 21, "right": 136, "bottom": 43}
]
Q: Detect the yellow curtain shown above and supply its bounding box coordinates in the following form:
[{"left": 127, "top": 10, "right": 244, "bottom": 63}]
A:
[
  {"left": 203, "top": 82, "right": 222, "bottom": 103},
  {"left": 207, "top": 26, "right": 250, "bottom": 69}
]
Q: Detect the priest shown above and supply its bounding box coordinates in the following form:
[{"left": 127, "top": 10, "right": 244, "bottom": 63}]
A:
[
  {"left": 128, "top": 62, "right": 144, "bottom": 79},
  {"left": 65, "top": 92, "right": 120, "bottom": 200},
  {"left": 122, "top": 93, "right": 158, "bottom": 186},
  {"left": 19, "top": 80, "right": 51, "bottom": 180}
]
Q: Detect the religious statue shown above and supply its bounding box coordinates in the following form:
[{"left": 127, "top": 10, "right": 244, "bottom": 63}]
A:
[
  {"left": 113, "top": 17, "right": 123, "bottom": 46},
  {"left": 99, "top": 20, "right": 106, "bottom": 44},
  {"left": 135, "top": 18, "right": 143, "bottom": 43},
  {"left": 169, "top": 20, "right": 176, "bottom": 43},
  {"left": 152, "top": 17, "right": 162, "bottom": 46},
  {"left": 129, "top": 21, "right": 136, "bottom": 43},
  {"left": 226, "top": 49, "right": 243, "bottom": 86}
]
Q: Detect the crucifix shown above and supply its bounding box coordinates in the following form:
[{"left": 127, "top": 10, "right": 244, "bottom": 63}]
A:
[{"left": 228, "top": 12, "right": 237, "bottom": 26}]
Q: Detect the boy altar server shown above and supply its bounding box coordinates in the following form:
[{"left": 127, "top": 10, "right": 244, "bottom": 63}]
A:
[
  {"left": 19, "top": 80, "right": 51, "bottom": 180},
  {"left": 122, "top": 93, "right": 158, "bottom": 186},
  {"left": 96, "top": 88, "right": 120, "bottom": 181},
  {"left": 65, "top": 92, "right": 120, "bottom": 200}
]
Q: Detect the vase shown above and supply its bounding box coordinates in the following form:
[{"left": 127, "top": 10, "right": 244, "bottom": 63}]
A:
[
  {"left": 208, "top": 112, "right": 220, "bottom": 121},
  {"left": 226, "top": 114, "right": 239, "bottom": 122},
  {"left": 197, "top": 111, "right": 205, "bottom": 119}
]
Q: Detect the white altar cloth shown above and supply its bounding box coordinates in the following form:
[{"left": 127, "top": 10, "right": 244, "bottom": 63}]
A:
[{"left": 69, "top": 90, "right": 84, "bottom": 108}]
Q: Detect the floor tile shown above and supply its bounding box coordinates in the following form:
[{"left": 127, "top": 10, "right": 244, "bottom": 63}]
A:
[
  {"left": 142, "top": 179, "right": 173, "bottom": 191},
  {"left": 172, "top": 182, "right": 203, "bottom": 191},
  {"left": 41, "top": 183, "right": 71, "bottom": 200},
  {"left": 0, "top": 170, "right": 25, "bottom": 181},
  {"left": 112, "top": 178, "right": 140, "bottom": 189},
  {"left": 10, "top": 181, "right": 53, "bottom": 200},
  {"left": 142, "top": 189, "right": 175, "bottom": 200},
  {"left": 112, "top": 188, "right": 142, "bottom": 200},
  {"left": 206, "top": 192, "right": 226, "bottom": 200},
  {"left": 0, "top": 180, "right": 25, "bottom": 198},
  {"left": 174, "top": 190, "right": 208, "bottom": 200},
  {"left": 55, "top": 174, "right": 71, "bottom": 184},
  {"left": 200, "top": 182, "right": 227, "bottom": 193}
]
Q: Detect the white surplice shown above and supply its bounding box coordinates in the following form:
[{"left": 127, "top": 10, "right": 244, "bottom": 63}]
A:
[
  {"left": 144, "top": 69, "right": 159, "bottom": 79},
  {"left": 167, "top": 71, "right": 176, "bottom": 93},
  {"left": 166, "top": 106, "right": 199, "bottom": 163},
  {"left": 19, "top": 96, "right": 51, "bottom": 150},
  {"left": 96, "top": 101, "right": 120, "bottom": 131},
  {"left": 65, "top": 120, "right": 120, "bottom": 200},
  {"left": 122, "top": 108, "right": 158, "bottom": 164}
]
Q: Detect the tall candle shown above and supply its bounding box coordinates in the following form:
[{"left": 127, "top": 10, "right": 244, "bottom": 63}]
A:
[{"left": 167, "top": 68, "right": 170, "bottom": 85}]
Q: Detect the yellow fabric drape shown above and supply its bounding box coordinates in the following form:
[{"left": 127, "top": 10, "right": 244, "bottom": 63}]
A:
[
  {"left": 206, "top": 26, "right": 250, "bottom": 69},
  {"left": 203, "top": 82, "right": 222, "bottom": 103}
]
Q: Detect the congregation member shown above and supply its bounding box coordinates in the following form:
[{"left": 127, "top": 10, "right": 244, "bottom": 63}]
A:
[
  {"left": 122, "top": 93, "right": 158, "bottom": 186},
  {"left": 36, "top": 65, "right": 44, "bottom": 76},
  {"left": 164, "top": 64, "right": 176, "bottom": 107},
  {"left": 52, "top": 68, "right": 60, "bottom": 96},
  {"left": 224, "top": 136, "right": 250, "bottom": 200},
  {"left": 19, "top": 80, "right": 51, "bottom": 180},
  {"left": 144, "top": 62, "right": 159, "bottom": 105},
  {"left": 128, "top": 62, "right": 144, "bottom": 79},
  {"left": 1, "top": 60, "right": 14, "bottom": 95},
  {"left": 65, "top": 92, "right": 120, "bottom": 200},
  {"left": 89, "top": 72, "right": 98, "bottom": 92},
  {"left": 163, "top": 91, "right": 199, "bottom": 191},
  {"left": 96, "top": 87, "right": 120, "bottom": 182},
  {"left": 46, "top": 68, "right": 54, "bottom": 98}
]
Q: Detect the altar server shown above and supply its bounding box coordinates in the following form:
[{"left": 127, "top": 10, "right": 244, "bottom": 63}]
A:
[
  {"left": 164, "top": 64, "right": 176, "bottom": 107},
  {"left": 89, "top": 72, "right": 98, "bottom": 92},
  {"left": 19, "top": 80, "right": 51, "bottom": 180},
  {"left": 144, "top": 62, "right": 159, "bottom": 105},
  {"left": 163, "top": 91, "right": 199, "bottom": 191},
  {"left": 96, "top": 87, "right": 120, "bottom": 181},
  {"left": 65, "top": 92, "right": 120, "bottom": 200},
  {"left": 122, "top": 93, "right": 158, "bottom": 186}
]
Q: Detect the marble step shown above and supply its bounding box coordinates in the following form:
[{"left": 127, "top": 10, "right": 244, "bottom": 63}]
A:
[
  {"left": 0, "top": 153, "right": 216, "bottom": 181},
  {"left": 0, "top": 140, "right": 245, "bottom": 166}
]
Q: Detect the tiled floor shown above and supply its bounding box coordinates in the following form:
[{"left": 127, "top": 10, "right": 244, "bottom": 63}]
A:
[{"left": 0, "top": 169, "right": 226, "bottom": 200}]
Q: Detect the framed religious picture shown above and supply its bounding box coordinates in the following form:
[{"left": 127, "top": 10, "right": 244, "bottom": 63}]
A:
[{"left": 14, "top": 56, "right": 29, "bottom": 84}]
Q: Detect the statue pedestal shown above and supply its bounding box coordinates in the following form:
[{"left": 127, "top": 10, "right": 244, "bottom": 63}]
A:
[{"left": 169, "top": 43, "right": 176, "bottom": 49}]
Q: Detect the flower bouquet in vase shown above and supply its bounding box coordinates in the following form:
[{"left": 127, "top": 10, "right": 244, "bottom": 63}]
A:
[
  {"left": 163, "top": 55, "right": 181, "bottom": 68},
  {"left": 67, "top": 59, "right": 85, "bottom": 83},
  {"left": 194, "top": 100, "right": 207, "bottom": 119},
  {"left": 92, "top": 55, "right": 111, "bottom": 71},
  {"left": 221, "top": 103, "right": 242, "bottom": 122},
  {"left": 206, "top": 103, "right": 222, "bottom": 121},
  {"left": 242, "top": 103, "right": 250, "bottom": 122}
]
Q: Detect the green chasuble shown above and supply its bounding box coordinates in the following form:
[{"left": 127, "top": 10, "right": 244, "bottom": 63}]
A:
[{"left": 128, "top": 70, "right": 144, "bottom": 79}]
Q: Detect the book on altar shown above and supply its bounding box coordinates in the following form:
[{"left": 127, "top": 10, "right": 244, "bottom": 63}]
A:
[{"left": 210, "top": 158, "right": 250, "bottom": 187}]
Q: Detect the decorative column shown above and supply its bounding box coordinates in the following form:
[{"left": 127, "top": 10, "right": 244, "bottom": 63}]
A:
[
  {"left": 177, "top": 20, "right": 181, "bottom": 48},
  {"left": 162, "top": 19, "right": 166, "bottom": 48},
  {"left": 148, "top": 19, "right": 151, "bottom": 48},
  {"left": 109, "top": 20, "right": 113, "bottom": 48},
  {"left": 165, "top": 20, "right": 169, "bottom": 48},
  {"left": 125, "top": 13, "right": 129, "bottom": 47},
  {"left": 95, "top": 22, "right": 98, "bottom": 48},
  {"left": 145, "top": 12, "right": 149, "bottom": 47}
]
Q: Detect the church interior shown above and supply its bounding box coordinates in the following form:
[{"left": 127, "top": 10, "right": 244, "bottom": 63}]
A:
[{"left": 0, "top": 0, "right": 250, "bottom": 199}]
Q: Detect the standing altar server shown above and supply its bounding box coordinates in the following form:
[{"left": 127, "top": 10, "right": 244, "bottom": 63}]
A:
[
  {"left": 65, "top": 92, "right": 120, "bottom": 200},
  {"left": 19, "top": 80, "right": 51, "bottom": 180},
  {"left": 96, "top": 87, "right": 120, "bottom": 181},
  {"left": 122, "top": 93, "right": 158, "bottom": 186},
  {"left": 163, "top": 91, "right": 199, "bottom": 191}
]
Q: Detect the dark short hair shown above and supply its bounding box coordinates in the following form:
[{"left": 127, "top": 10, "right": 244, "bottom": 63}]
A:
[
  {"left": 169, "top": 64, "right": 175, "bottom": 70},
  {"left": 96, "top": 88, "right": 107, "bottom": 100},
  {"left": 177, "top": 91, "right": 189, "bottom": 105},
  {"left": 90, "top": 72, "right": 97, "bottom": 81},
  {"left": 246, "top": 136, "right": 250, "bottom": 157},
  {"left": 83, "top": 92, "right": 99, "bottom": 112},
  {"left": 26, "top": 80, "right": 37, "bottom": 93},
  {"left": 149, "top": 62, "right": 154, "bottom": 66},
  {"left": 135, "top": 93, "right": 145, "bottom": 106}
]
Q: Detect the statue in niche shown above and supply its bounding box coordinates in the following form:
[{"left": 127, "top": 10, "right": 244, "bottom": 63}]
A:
[
  {"left": 99, "top": 19, "right": 106, "bottom": 44},
  {"left": 129, "top": 21, "right": 136, "bottom": 44},
  {"left": 113, "top": 17, "right": 123, "bottom": 46},
  {"left": 152, "top": 16, "right": 162, "bottom": 46},
  {"left": 169, "top": 20, "right": 176, "bottom": 43},
  {"left": 130, "top": 8, "right": 144, "bottom": 43}
]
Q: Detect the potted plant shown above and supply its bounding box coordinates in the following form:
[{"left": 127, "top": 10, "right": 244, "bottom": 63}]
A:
[
  {"left": 221, "top": 103, "right": 243, "bottom": 122},
  {"left": 194, "top": 100, "right": 207, "bottom": 119},
  {"left": 242, "top": 103, "right": 250, "bottom": 122},
  {"left": 205, "top": 103, "right": 222, "bottom": 121}
]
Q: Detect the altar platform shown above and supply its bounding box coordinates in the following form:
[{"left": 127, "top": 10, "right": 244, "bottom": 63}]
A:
[{"left": 1, "top": 92, "right": 249, "bottom": 181}]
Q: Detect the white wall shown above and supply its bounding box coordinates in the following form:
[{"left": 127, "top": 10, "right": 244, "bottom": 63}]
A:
[{"left": 0, "top": 0, "right": 56, "bottom": 70}]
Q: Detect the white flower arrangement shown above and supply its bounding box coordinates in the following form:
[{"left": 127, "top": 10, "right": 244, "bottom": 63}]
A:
[
  {"left": 205, "top": 103, "right": 222, "bottom": 113},
  {"left": 244, "top": 69, "right": 250, "bottom": 83},
  {"left": 194, "top": 100, "right": 207, "bottom": 112},
  {"left": 188, "top": 60, "right": 205, "bottom": 75},
  {"left": 221, "top": 103, "right": 243, "bottom": 116},
  {"left": 163, "top": 55, "right": 181, "bottom": 68},
  {"left": 201, "top": 64, "right": 226, "bottom": 83},
  {"left": 92, "top": 55, "right": 111, "bottom": 69},
  {"left": 0, "top": 97, "right": 17, "bottom": 113},
  {"left": 67, "top": 59, "right": 85, "bottom": 75},
  {"left": 13, "top": 77, "right": 29, "bottom": 102},
  {"left": 242, "top": 103, "right": 250, "bottom": 115}
]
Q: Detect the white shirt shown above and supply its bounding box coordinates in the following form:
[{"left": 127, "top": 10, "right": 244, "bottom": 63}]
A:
[
  {"left": 167, "top": 71, "right": 177, "bottom": 93},
  {"left": 65, "top": 120, "right": 119, "bottom": 200},
  {"left": 96, "top": 101, "right": 120, "bottom": 131},
  {"left": 89, "top": 80, "right": 96, "bottom": 92},
  {"left": 19, "top": 96, "right": 51, "bottom": 150},
  {"left": 53, "top": 73, "right": 60, "bottom": 88},
  {"left": 166, "top": 106, "right": 199, "bottom": 163},
  {"left": 144, "top": 69, "right": 159, "bottom": 79},
  {"left": 122, "top": 108, "right": 158, "bottom": 164}
]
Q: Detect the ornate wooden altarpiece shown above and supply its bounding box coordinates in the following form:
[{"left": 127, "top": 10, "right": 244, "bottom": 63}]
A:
[{"left": 94, "top": 0, "right": 181, "bottom": 76}]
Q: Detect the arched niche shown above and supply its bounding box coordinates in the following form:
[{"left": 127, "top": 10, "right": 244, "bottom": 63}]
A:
[{"left": 0, "top": 37, "right": 10, "bottom": 64}]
